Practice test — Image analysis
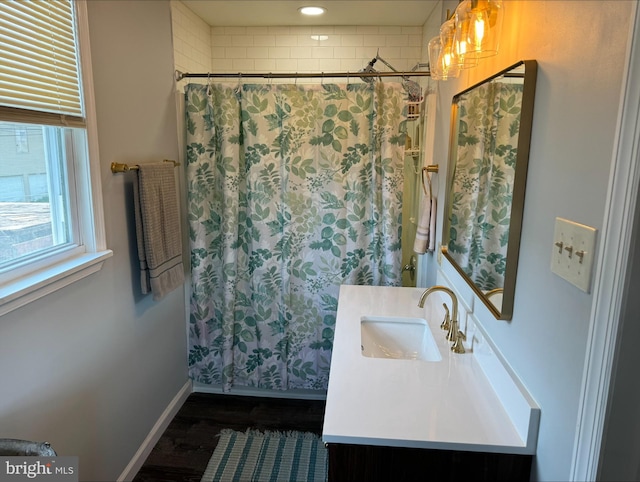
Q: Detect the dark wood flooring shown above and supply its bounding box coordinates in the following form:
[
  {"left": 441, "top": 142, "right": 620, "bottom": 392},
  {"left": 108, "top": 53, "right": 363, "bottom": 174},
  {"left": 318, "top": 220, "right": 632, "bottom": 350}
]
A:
[{"left": 133, "top": 393, "right": 326, "bottom": 482}]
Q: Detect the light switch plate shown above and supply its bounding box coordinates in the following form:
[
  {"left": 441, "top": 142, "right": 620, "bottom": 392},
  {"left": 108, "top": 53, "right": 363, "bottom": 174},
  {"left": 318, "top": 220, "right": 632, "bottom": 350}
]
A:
[{"left": 550, "top": 217, "right": 598, "bottom": 292}]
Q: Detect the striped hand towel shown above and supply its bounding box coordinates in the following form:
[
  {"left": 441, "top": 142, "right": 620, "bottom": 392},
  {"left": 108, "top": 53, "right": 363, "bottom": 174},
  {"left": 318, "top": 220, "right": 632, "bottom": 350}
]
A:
[
  {"left": 413, "top": 196, "right": 437, "bottom": 254},
  {"left": 133, "top": 163, "right": 184, "bottom": 300}
]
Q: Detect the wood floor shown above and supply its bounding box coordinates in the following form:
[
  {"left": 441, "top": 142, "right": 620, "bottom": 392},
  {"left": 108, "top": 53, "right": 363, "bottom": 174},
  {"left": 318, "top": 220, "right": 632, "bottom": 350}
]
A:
[{"left": 133, "top": 393, "right": 327, "bottom": 482}]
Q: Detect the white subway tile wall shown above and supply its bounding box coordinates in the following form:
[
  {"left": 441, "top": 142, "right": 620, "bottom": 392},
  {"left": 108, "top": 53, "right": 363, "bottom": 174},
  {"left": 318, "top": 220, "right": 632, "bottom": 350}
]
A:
[
  {"left": 170, "top": 2, "right": 430, "bottom": 83},
  {"left": 210, "top": 26, "right": 425, "bottom": 80},
  {"left": 171, "top": 1, "right": 212, "bottom": 73}
]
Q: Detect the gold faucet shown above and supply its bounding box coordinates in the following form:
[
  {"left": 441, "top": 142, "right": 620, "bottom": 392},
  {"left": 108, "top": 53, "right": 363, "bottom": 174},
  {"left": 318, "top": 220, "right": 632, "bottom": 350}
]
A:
[
  {"left": 485, "top": 288, "right": 503, "bottom": 300},
  {"left": 418, "top": 285, "right": 466, "bottom": 354},
  {"left": 418, "top": 285, "right": 457, "bottom": 320}
]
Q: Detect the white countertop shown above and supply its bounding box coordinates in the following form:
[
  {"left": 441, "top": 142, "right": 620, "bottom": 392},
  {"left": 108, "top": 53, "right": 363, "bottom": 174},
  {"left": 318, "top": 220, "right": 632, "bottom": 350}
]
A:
[{"left": 322, "top": 285, "right": 535, "bottom": 455}]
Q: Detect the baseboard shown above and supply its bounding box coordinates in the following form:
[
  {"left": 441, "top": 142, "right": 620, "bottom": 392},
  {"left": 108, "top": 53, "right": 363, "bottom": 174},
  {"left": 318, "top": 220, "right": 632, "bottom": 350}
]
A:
[
  {"left": 117, "top": 379, "right": 192, "bottom": 482},
  {"left": 193, "top": 382, "right": 327, "bottom": 400}
]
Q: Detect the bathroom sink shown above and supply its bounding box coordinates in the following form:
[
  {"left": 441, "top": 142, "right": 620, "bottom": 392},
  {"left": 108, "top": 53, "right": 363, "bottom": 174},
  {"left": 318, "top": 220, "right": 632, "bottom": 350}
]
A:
[{"left": 360, "top": 316, "right": 442, "bottom": 362}]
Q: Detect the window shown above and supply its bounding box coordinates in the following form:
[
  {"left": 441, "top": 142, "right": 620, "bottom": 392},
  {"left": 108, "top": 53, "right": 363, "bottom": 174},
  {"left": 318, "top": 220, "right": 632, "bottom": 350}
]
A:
[{"left": 0, "top": 0, "right": 111, "bottom": 316}]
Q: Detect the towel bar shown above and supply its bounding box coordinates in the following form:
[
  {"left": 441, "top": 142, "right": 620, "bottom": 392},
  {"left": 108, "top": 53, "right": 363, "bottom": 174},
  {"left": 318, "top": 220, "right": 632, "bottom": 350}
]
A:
[
  {"left": 421, "top": 165, "right": 439, "bottom": 197},
  {"left": 111, "top": 159, "right": 180, "bottom": 173}
]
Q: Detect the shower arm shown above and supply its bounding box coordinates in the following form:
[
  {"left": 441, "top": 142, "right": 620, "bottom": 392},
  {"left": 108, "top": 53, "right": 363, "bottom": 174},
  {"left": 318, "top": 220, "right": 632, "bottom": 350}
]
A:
[
  {"left": 374, "top": 55, "right": 402, "bottom": 75},
  {"left": 372, "top": 53, "right": 425, "bottom": 82}
]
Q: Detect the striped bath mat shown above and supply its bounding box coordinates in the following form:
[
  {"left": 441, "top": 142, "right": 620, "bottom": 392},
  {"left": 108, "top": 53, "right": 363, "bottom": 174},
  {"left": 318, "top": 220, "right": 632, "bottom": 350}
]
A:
[{"left": 201, "top": 429, "right": 328, "bottom": 482}]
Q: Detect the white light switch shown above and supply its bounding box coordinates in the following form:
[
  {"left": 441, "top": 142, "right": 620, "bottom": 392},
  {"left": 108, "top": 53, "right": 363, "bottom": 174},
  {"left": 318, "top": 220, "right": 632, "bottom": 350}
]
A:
[{"left": 550, "top": 217, "right": 598, "bottom": 292}]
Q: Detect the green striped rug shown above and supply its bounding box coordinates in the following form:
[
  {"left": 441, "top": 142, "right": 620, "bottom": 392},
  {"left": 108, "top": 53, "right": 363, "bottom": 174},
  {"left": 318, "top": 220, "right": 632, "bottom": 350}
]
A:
[{"left": 201, "top": 429, "right": 328, "bottom": 482}]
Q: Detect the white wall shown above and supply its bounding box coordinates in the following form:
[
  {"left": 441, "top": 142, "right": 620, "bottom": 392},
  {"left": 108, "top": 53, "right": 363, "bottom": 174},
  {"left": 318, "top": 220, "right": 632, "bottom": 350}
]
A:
[
  {"left": 0, "top": 2, "right": 188, "bottom": 480},
  {"left": 433, "top": 1, "right": 634, "bottom": 480},
  {"left": 418, "top": 5, "right": 443, "bottom": 289}
]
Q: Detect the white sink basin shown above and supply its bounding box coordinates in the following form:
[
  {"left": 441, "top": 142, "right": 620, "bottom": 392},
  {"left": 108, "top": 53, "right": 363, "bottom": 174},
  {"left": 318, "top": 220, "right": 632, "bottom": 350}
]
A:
[{"left": 360, "top": 316, "right": 442, "bottom": 362}]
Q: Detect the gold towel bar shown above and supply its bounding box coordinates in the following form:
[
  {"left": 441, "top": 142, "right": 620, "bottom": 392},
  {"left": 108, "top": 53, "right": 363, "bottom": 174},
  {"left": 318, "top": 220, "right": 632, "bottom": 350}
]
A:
[
  {"left": 421, "top": 165, "right": 439, "bottom": 197},
  {"left": 111, "top": 159, "right": 180, "bottom": 173}
]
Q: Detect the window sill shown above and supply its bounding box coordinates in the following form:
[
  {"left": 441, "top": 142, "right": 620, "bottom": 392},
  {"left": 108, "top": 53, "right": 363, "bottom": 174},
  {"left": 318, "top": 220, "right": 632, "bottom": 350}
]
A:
[{"left": 0, "top": 249, "right": 113, "bottom": 317}]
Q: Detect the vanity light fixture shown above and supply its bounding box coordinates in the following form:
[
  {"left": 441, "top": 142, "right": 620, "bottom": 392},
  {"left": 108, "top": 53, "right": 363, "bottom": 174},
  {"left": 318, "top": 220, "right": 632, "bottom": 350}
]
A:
[
  {"left": 428, "top": 35, "right": 459, "bottom": 80},
  {"left": 444, "top": 16, "right": 477, "bottom": 70},
  {"left": 311, "top": 35, "right": 329, "bottom": 41},
  {"left": 428, "top": 0, "right": 503, "bottom": 81},
  {"left": 455, "top": 0, "right": 503, "bottom": 59},
  {"left": 298, "top": 6, "right": 326, "bottom": 16},
  {"left": 431, "top": 16, "right": 467, "bottom": 80}
]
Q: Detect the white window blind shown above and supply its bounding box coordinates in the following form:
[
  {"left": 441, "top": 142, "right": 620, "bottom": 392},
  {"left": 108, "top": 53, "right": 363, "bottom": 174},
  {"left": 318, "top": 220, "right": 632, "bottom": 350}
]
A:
[{"left": 0, "top": 0, "right": 84, "bottom": 127}]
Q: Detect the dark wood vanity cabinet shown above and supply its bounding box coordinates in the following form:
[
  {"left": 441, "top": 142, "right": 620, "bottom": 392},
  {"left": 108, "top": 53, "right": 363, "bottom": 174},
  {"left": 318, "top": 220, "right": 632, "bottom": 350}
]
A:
[{"left": 327, "top": 442, "right": 532, "bottom": 482}]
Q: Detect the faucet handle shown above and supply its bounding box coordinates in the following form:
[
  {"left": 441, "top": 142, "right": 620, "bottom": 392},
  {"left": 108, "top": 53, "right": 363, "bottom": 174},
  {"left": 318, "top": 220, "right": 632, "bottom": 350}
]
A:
[
  {"left": 440, "top": 303, "right": 451, "bottom": 331},
  {"left": 451, "top": 328, "right": 466, "bottom": 354}
]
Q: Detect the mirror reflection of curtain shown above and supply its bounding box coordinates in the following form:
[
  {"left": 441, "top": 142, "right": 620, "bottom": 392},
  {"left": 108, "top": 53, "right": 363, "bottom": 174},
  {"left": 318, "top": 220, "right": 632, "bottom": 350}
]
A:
[
  {"left": 185, "top": 82, "right": 406, "bottom": 391},
  {"left": 448, "top": 81, "right": 523, "bottom": 290}
]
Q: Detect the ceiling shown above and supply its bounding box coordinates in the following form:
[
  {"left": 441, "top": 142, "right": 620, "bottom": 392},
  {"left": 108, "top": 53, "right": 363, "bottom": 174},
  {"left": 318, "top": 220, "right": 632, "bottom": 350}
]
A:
[{"left": 182, "top": 1, "right": 442, "bottom": 27}]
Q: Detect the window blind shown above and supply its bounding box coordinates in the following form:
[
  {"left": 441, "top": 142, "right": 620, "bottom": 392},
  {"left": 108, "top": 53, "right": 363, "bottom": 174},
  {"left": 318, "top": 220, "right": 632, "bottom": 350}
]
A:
[{"left": 0, "top": 0, "right": 84, "bottom": 127}]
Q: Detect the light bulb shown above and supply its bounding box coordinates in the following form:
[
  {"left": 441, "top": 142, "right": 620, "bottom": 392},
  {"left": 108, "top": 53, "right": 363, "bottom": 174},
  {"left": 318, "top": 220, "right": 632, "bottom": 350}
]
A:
[
  {"left": 473, "top": 13, "right": 485, "bottom": 49},
  {"left": 454, "top": 0, "right": 503, "bottom": 60}
]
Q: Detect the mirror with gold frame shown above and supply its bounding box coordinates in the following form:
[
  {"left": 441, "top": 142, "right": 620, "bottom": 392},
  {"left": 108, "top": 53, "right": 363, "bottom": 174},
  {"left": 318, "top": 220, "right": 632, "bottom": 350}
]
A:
[{"left": 442, "top": 60, "right": 538, "bottom": 320}]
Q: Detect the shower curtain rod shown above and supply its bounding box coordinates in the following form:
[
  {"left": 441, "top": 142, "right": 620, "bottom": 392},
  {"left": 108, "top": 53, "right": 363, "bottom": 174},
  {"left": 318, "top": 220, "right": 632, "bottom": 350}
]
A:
[{"left": 175, "top": 69, "right": 431, "bottom": 82}]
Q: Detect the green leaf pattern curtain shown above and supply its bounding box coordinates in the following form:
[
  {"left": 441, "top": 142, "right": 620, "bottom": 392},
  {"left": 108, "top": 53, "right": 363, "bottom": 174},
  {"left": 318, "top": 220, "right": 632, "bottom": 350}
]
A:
[
  {"left": 185, "top": 82, "right": 406, "bottom": 391},
  {"left": 447, "top": 81, "right": 523, "bottom": 290}
]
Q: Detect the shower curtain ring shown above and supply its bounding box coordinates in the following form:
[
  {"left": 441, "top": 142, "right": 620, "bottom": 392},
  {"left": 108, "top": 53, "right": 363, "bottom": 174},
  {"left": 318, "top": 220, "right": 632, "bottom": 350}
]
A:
[
  {"left": 235, "top": 73, "right": 242, "bottom": 94},
  {"left": 206, "top": 72, "right": 212, "bottom": 95},
  {"left": 321, "top": 72, "right": 324, "bottom": 85},
  {"left": 295, "top": 73, "right": 298, "bottom": 85},
  {"left": 346, "top": 71, "right": 350, "bottom": 86}
]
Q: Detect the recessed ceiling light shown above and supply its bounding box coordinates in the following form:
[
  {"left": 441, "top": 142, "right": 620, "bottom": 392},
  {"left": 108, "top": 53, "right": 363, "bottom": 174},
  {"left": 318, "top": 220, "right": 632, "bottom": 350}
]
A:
[{"left": 299, "top": 6, "right": 326, "bottom": 16}]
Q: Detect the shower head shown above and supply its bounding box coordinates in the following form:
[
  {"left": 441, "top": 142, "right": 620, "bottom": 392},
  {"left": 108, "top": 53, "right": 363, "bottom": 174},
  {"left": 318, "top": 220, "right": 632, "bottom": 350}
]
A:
[
  {"left": 358, "top": 53, "right": 423, "bottom": 101},
  {"left": 359, "top": 57, "right": 378, "bottom": 83},
  {"left": 403, "top": 78, "right": 422, "bottom": 102}
]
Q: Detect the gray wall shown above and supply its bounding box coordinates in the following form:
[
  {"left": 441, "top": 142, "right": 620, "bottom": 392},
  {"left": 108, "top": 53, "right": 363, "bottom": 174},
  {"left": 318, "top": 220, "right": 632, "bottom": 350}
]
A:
[
  {"left": 433, "top": 1, "right": 633, "bottom": 480},
  {"left": 0, "top": 1, "right": 188, "bottom": 480},
  {"left": 599, "top": 179, "right": 640, "bottom": 480}
]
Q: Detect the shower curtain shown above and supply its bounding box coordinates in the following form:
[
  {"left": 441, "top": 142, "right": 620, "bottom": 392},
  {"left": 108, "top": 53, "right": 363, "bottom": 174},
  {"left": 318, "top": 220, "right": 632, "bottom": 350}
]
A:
[
  {"left": 447, "top": 81, "right": 524, "bottom": 290},
  {"left": 186, "top": 82, "right": 406, "bottom": 391}
]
